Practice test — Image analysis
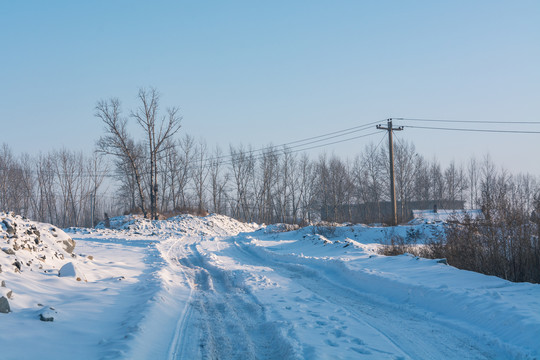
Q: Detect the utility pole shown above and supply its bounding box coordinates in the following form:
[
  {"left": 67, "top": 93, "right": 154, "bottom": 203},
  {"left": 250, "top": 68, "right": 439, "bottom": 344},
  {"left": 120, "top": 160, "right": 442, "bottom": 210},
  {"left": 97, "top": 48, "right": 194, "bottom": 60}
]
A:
[
  {"left": 90, "top": 193, "right": 94, "bottom": 228},
  {"left": 377, "top": 118, "right": 404, "bottom": 226}
]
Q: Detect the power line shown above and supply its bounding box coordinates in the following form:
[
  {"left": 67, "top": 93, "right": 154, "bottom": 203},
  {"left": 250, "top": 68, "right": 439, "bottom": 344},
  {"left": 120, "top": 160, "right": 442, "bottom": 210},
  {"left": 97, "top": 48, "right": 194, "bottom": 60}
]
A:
[
  {"left": 396, "top": 118, "right": 540, "bottom": 125},
  {"left": 405, "top": 125, "right": 540, "bottom": 134},
  {"left": 153, "top": 122, "right": 384, "bottom": 171},
  {"left": 205, "top": 119, "right": 383, "bottom": 162},
  {"left": 227, "top": 127, "right": 381, "bottom": 159},
  {"left": 0, "top": 121, "right": 385, "bottom": 177},
  {"left": 219, "top": 130, "right": 384, "bottom": 167},
  {"left": 296, "top": 130, "right": 383, "bottom": 152},
  {"left": 125, "top": 121, "right": 384, "bottom": 171}
]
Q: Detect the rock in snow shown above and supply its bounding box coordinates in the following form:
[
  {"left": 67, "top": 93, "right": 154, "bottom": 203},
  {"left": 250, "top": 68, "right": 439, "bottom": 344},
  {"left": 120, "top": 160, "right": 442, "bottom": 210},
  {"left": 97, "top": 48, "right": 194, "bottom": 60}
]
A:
[
  {"left": 0, "top": 287, "right": 13, "bottom": 300},
  {"left": 58, "top": 238, "right": 76, "bottom": 254},
  {"left": 39, "top": 308, "right": 56, "bottom": 322},
  {"left": 0, "top": 296, "right": 10, "bottom": 313},
  {"left": 58, "top": 262, "right": 86, "bottom": 282}
]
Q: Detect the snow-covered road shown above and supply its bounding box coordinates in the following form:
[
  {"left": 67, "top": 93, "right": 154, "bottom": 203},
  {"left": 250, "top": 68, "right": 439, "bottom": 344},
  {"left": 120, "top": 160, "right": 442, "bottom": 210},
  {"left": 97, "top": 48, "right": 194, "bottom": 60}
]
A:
[
  {"left": 118, "top": 216, "right": 540, "bottom": 359},
  {"left": 168, "top": 239, "right": 298, "bottom": 359},
  {"left": 141, "top": 233, "right": 510, "bottom": 360},
  {"left": 3, "top": 214, "right": 538, "bottom": 359}
]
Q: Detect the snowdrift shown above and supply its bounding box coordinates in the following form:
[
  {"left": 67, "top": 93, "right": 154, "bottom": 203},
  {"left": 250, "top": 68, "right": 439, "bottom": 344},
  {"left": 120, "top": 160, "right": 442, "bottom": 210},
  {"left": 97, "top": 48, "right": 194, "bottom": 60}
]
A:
[
  {"left": 93, "top": 213, "right": 260, "bottom": 238},
  {"left": 1, "top": 212, "right": 77, "bottom": 276},
  {"left": 0, "top": 212, "right": 85, "bottom": 315}
]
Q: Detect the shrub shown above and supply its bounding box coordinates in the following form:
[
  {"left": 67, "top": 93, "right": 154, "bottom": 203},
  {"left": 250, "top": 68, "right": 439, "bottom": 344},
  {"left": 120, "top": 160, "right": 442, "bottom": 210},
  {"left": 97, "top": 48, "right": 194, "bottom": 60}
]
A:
[{"left": 379, "top": 229, "right": 419, "bottom": 256}]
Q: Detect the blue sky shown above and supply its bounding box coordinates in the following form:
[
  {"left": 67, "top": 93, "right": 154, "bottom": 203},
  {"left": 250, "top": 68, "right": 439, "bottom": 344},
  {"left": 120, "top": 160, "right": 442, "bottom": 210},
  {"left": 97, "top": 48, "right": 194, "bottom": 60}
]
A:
[{"left": 1, "top": 1, "right": 539, "bottom": 174}]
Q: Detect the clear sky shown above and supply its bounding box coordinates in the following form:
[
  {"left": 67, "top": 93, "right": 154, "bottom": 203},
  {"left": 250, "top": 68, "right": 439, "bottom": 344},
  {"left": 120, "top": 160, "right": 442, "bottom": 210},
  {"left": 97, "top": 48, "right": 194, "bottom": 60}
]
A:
[{"left": 1, "top": 1, "right": 539, "bottom": 174}]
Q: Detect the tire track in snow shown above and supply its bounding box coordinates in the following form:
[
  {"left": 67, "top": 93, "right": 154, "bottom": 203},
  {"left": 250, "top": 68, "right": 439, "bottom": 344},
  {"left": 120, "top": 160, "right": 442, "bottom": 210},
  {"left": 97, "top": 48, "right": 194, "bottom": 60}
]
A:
[
  {"left": 168, "top": 238, "right": 301, "bottom": 360},
  {"left": 164, "top": 236, "right": 196, "bottom": 360},
  {"left": 232, "top": 239, "right": 499, "bottom": 360}
]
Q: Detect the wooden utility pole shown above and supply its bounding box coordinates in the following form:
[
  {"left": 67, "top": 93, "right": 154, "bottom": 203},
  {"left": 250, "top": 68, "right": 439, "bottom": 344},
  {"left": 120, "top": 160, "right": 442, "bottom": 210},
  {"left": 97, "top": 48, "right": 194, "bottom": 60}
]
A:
[
  {"left": 90, "top": 193, "right": 94, "bottom": 227},
  {"left": 377, "top": 119, "right": 404, "bottom": 226}
]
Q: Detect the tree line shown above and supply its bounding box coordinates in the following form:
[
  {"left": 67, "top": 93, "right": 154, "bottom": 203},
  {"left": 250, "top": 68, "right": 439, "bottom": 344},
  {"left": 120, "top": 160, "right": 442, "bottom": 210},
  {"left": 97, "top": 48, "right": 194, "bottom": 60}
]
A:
[
  {"left": 0, "top": 143, "right": 107, "bottom": 228},
  {"left": 1, "top": 89, "right": 539, "bottom": 230}
]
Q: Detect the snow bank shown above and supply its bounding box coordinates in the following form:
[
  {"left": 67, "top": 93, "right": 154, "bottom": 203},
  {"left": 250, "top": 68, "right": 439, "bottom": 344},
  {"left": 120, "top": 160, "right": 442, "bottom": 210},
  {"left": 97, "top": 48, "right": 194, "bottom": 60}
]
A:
[
  {"left": 0, "top": 215, "right": 150, "bottom": 359},
  {"left": 410, "top": 209, "right": 483, "bottom": 224},
  {"left": 94, "top": 214, "right": 144, "bottom": 230},
  {"left": 92, "top": 213, "right": 261, "bottom": 238},
  {"left": 0, "top": 211, "right": 91, "bottom": 323},
  {"left": 255, "top": 223, "right": 300, "bottom": 234},
  {"left": 0, "top": 212, "right": 77, "bottom": 275}
]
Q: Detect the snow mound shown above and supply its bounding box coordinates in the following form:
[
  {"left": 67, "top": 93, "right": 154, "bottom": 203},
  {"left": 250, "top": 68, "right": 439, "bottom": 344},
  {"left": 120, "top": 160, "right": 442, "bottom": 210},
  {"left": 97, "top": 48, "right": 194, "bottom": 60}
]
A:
[
  {"left": 256, "top": 223, "right": 300, "bottom": 234},
  {"left": 95, "top": 214, "right": 144, "bottom": 230},
  {"left": 409, "top": 209, "right": 483, "bottom": 225},
  {"left": 0, "top": 212, "right": 77, "bottom": 275},
  {"left": 94, "top": 213, "right": 260, "bottom": 238}
]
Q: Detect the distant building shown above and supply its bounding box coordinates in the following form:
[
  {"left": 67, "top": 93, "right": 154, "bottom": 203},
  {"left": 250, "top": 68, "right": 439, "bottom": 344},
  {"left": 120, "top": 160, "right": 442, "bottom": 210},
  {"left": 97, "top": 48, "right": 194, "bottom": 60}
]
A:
[{"left": 321, "top": 200, "right": 466, "bottom": 224}]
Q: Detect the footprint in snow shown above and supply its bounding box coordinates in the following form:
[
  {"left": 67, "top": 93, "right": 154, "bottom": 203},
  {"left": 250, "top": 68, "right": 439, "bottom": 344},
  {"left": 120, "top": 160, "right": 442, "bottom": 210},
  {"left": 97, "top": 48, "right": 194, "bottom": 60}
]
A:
[
  {"left": 307, "top": 295, "right": 324, "bottom": 303},
  {"left": 331, "top": 328, "right": 345, "bottom": 338},
  {"left": 325, "top": 339, "right": 339, "bottom": 347},
  {"left": 351, "top": 347, "right": 372, "bottom": 355}
]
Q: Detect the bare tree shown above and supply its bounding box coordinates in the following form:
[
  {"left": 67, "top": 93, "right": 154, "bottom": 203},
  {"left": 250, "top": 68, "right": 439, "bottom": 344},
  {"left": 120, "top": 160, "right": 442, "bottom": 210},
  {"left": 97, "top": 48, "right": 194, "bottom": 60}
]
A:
[
  {"left": 131, "top": 88, "right": 182, "bottom": 219},
  {"left": 298, "top": 153, "right": 316, "bottom": 224},
  {"left": 468, "top": 156, "right": 479, "bottom": 209},
  {"left": 96, "top": 98, "right": 149, "bottom": 217},
  {"left": 193, "top": 139, "right": 210, "bottom": 214},
  {"left": 96, "top": 89, "right": 182, "bottom": 219},
  {"left": 275, "top": 148, "right": 296, "bottom": 223},
  {"left": 359, "top": 144, "right": 385, "bottom": 221},
  {"left": 230, "top": 145, "right": 255, "bottom": 221},
  {"left": 328, "top": 156, "right": 354, "bottom": 222},
  {"left": 394, "top": 140, "right": 417, "bottom": 221},
  {"left": 0, "top": 144, "right": 31, "bottom": 215},
  {"left": 480, "top": 155, "right": 497, "bottom": 218},
  {"left": 18, "top": 153, "right": 37, "bottom": 217},
  {"left": 443, "top": 161, "right": 469, "bottom": 204},
  {"left": 35, "top": 153, "right": 58, "bottom": 224},
  {"left": 413, "top": 156, "right": 431, "bottom": 202},
  {"left": 430, "top": 160, "right": 445, "bottom": 201},
  {"left": 209, "top": 146, "right": 229, "bottom": 214},
  {"left": 87, "top": 152, "right": 108, "bottom": 226},
  {"left": 52, "top": 149, "right": 86, "bottom": 227},
  {"left": 260, "top": 147, "right": 280, "bottom": 223},
  {"left": 318, "top": 155, "right": 354, "bottom": 222},
  {"left": 444, "top": 160, "right": 459, "bottom": 202},
  {"left": 168, "top": 134, "right": 196, "bottom": 210}
]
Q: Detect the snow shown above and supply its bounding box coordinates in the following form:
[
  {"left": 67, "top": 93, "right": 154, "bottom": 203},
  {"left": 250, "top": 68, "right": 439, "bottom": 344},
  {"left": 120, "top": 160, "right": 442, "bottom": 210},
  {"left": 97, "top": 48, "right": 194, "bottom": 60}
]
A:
[
  {"left": 1, "top": 212, "right": 539, "bottom": 359},
  {"left": 58, "top": 261, "right": 87, "bottom": 282},
  {"left": 410, "top": 209, "right": 484, "bottom": 224}
]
